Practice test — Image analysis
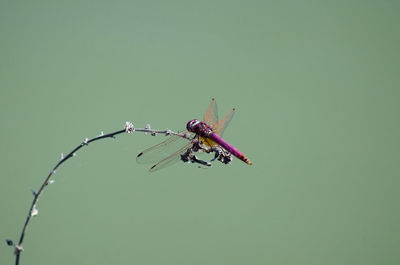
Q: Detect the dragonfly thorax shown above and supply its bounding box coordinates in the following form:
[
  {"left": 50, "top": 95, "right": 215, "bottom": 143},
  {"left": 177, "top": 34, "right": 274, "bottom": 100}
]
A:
[{"left": 186, "top": 119, "right": 213, "bottom": 137}]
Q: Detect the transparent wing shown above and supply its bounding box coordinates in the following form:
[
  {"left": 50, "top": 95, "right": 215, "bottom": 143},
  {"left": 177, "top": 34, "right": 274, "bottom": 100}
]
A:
[
  {"left": 148, "top": 143, "right": 192, "bottom": 172},
  {"left": 203, "top": 98, "right": 218, "bottom": 130},
  {"left": 216, "top": 108, "right": 235, "bottom": 136},
  {"left": 136, "top": 134, "right": 191, "bottom": 165}
]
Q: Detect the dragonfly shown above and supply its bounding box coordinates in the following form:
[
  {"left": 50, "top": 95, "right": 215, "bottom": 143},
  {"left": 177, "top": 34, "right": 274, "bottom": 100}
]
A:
[{"left": 137, "top": 99, "right": 252, "bottom": 172}]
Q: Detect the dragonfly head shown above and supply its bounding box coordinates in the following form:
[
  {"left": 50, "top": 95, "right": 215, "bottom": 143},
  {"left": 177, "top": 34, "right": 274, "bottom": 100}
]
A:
[{"left": 186, "top": 119, "right": 200, "bottom": 132}]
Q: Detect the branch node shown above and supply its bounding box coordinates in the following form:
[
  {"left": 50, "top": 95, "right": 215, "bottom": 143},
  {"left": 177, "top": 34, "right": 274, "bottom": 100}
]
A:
[
  {"left": 60, "top": 153, "right": 64, "bottom": 161},
  {"left": 5, "top": 239, "right": 14, "bottom": 246},
  {"left": 30, "top": 189, "right": 37, "bottom": 197},
  {"left": 46, "top": 179, "right": 55, "bottom": 186},
  {"left": 124, "top": 122, "right": 135, "bottom": 133},
  {"left": 144, "top": 123, "right": 151, "bottom": 135},
  {"left": 31, "top": 205, "right": 38, "bottom": 217},
  {"left": 83, "top": 138, "right": 89, "bottom": 145},
  {"left": 14, "top": 244, "right": 24, "bottom": 255}
]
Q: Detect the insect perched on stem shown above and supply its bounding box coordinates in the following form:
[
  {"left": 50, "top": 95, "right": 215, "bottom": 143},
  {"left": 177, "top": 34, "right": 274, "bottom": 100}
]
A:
[{"left": 137, "top": 99, "right": 252, "bottom": 172}]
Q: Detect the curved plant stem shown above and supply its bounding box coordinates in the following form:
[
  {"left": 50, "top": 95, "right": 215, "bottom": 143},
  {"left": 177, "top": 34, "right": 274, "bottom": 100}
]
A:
[{"left": 11, "top": 122, "right": 185, "bottom": 265}]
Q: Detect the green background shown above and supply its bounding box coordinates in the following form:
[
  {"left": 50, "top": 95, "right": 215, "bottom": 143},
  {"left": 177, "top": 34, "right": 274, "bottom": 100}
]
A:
[{"left": 1, "top": 1, "right": 399, "bottom": 264}]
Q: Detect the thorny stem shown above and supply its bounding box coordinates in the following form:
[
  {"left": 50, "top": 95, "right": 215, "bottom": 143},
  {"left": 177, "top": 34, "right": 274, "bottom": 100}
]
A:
[{"left": 11, "top": 122, "right": 186, "bottom": 265}]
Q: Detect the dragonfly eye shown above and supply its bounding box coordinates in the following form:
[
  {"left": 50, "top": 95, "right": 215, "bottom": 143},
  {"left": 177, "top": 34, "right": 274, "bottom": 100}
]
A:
[{"left": 186, "top": 119, "right": 199, "bottom": 132}]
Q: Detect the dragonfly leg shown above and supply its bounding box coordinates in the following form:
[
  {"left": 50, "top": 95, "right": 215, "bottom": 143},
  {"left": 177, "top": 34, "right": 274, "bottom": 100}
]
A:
[
  {"left": 218, "top": 151, "right": 232, "bottom": 164},
  {"left": 191, "top": 156, "right": 212, "bottom": 167},
  {"left": 180, "top": 148, "right": 212, "bottom": 167},
  {"left": 207, "top": 146, "right": 232, "bottom": 164},
  {"left": 214, "top": 148, "right": 232, "bottom": 164},
  {"left": 180, "top": 148, "right": 193, "bottom": 163},
  {"left": 180, "top": 139, "right": 231, "bottom": 168},
  {"left": 210, "top": 147, "right": 221, "bottom": 162}
]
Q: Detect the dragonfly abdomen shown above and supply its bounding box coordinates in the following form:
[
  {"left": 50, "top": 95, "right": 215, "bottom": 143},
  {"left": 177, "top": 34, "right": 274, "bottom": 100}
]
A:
[{"left": 209, "top": 133, "right": 252, "bottom": 165}]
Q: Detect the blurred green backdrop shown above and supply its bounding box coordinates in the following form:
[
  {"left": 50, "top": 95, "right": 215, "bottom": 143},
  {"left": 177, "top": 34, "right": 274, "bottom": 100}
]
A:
[{"left": 1, "top": 0, "right": 399, "bottom": 264}]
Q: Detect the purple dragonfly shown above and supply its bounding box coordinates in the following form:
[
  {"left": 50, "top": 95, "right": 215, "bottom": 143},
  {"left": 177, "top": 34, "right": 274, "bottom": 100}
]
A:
[{"left": 137, "top": 99, "right": 252, "bottom": 172}]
